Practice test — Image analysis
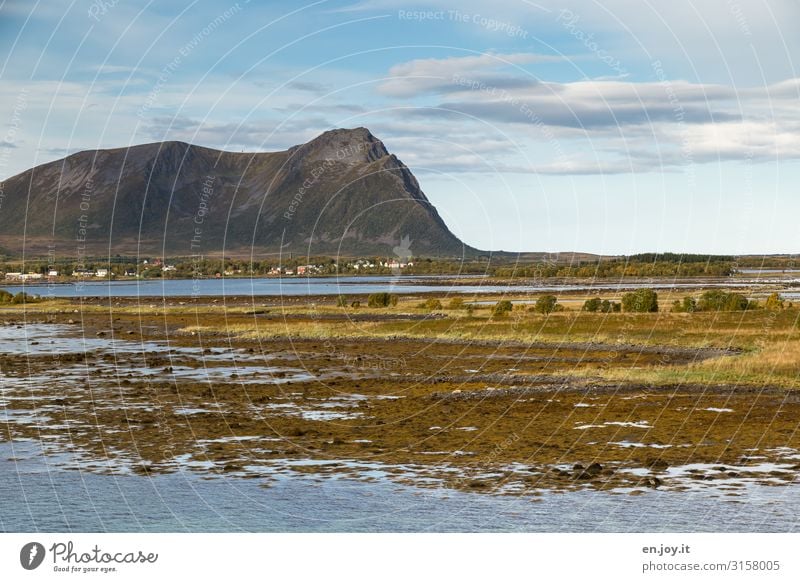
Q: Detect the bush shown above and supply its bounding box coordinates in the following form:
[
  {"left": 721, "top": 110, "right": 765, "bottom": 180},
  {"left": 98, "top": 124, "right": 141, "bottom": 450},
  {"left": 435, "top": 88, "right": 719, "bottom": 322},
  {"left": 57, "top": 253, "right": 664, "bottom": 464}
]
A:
[
  {"left": 583, "top": 297, "right": 620, "bottom": 313},
  {"left": 532, "top": 295, "right": 559, "bottom": 314},
  {"left": 696, "top": 290, "right": 753, "bottom": 312},
  {"left": 336, "top": 295, "right": 348, "bottom": 307},
  {"left": 601, "top": 300, "right": 621, "bottom": 313},
  {"left": 423, "top": 298, "right": 443, "bottom": 310},
  {"left": 350, "top": 300, "right": 360, "bottom": 309},
  {"left": 447, "top": 297, "right": 465, "bottom": 310},
  {"left": 492, "top": 300, "right": 513, "bottom": 317},
  {"left": 0, "top": 289, "right": 13, "bottom": 303},
  {"left": 621, "top": 289, "right": 659, "bottom": 313},
  {"left": 764, "top": 293, "right": 784, "bottom": 311},
  {"left": 367, "top": 292, "right": 397, "bottom": 308},
  {"left": 583, "top": 297, "right": 602, "bottom": 312},
  {"left": 9, "top": 292, "right": 39, "bottom": 304},
  {"left": 672, "top": 296, "right": 697, "bottom": 313}
]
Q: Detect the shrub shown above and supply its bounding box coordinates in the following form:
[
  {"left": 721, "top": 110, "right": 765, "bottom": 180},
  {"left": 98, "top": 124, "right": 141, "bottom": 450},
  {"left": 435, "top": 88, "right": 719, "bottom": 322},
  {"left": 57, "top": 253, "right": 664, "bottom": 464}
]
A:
[
  {"left": 696, "top": 290, "right": 753, "bottom": 312},
  {"left": 423, "top": 298, "right": 443, "bottom": 310},
  {"left": 350, "top": 300, "right": 360, "bottom": 309},
  {"left": 621, "top": 289, "right": 659, "bottom": 313},
  {"left": 367, "top": 292, "right": 397, "bottom": 308},
  {"left": 532, "top": 295, "right": 559, "bottom": 314},
  {"left": 601, "top": 300, "right": 621, "bottom": 313},
  {"left": 672, "top": 296, "right": 697, "bottom": 313},
  {"left": 583, "top": 297, "right": 602, "bottom": 312},
  {"left": 583, "top": 297, "right": 619, "bottom": 313},
  {"left": 336, "top": 295, "right": 348, "bottom": 307},
  {"left": 764, "top": 293, "right": 784, "bottom": 311},
  {"left": 492, "top": 300, "right": 513, "bottom": 317},
  {"left": 11, "top": 292, "right": 38, "bottom": 304},
  {"left": 0, "top": 289, "right": 13, "bottom": 303},
  {"left": 447, "top": 297, "right": 465, "bottom": 310}
]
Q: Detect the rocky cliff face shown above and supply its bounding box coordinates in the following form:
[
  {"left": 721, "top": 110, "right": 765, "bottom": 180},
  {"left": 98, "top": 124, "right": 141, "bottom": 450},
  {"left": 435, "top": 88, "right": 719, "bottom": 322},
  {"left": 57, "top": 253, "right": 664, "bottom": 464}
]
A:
[{"left": 0, "top": 128, "right": 476, "bottom": 258}]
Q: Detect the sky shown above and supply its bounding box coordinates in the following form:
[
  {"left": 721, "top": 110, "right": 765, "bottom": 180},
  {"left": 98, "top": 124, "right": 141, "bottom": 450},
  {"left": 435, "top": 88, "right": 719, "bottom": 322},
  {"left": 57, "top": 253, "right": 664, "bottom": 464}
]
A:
[{"left": 1, "top": 0, "right": 798, "bottom": 255}]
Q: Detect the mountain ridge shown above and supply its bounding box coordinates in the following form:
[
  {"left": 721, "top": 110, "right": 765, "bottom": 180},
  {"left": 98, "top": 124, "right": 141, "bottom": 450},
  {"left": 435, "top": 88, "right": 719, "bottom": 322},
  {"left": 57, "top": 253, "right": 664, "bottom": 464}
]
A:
[{"left": 0, "top": 128, "right": 478, "bottom": 258}]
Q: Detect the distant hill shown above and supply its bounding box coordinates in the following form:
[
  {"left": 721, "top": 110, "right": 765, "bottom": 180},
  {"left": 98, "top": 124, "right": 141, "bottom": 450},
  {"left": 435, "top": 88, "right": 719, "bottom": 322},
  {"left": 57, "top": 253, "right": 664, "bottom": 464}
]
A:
[{"left": 0, "top": 128, "right": 478, "bottom": 259}]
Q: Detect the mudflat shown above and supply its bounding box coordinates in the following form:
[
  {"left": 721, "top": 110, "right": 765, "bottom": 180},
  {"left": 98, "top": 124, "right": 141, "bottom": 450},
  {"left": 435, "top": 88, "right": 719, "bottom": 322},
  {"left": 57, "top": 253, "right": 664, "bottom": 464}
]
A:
[{"left": 2, "top": 290, "right": 800, "bottom": 495}]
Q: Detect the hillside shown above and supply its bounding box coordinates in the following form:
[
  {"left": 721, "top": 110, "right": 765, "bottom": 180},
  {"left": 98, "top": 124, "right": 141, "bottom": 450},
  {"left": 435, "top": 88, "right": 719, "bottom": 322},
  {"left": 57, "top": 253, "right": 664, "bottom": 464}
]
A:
[{"left": 0, "top": 128, "right": 476, "bottom": 258}]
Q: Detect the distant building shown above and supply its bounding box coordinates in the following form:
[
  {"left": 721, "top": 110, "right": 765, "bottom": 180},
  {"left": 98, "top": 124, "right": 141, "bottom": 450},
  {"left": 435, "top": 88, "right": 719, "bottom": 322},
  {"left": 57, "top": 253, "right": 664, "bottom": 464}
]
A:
[
  {"left": 296, "top": 265, "right": 320, "bottom": 275},
  {"left": 47, "top": 270, "right": 59, "bottom": 277},
  {"left": 95, "top": 269, "right": 109, "bottom": 277},
  {"left": 162, "top": 265, "right": 177, "bottom": 272},
  {"left": 6, "top": 272, "right": 44, "bottom": 281}
]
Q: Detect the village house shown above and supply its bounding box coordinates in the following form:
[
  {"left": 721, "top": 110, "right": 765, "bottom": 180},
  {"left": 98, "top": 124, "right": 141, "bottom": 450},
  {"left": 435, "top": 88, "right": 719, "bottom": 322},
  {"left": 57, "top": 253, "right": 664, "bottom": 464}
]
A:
[{"left": 5, "top": 272, "right": 44, "bottom": 281}]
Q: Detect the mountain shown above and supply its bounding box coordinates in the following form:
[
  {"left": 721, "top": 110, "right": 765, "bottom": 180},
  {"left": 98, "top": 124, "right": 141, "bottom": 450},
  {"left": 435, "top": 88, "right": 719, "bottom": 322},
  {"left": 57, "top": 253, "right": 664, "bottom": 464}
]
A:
[{"left": 0, "top": 128, "right": 477, "bottom": 258}]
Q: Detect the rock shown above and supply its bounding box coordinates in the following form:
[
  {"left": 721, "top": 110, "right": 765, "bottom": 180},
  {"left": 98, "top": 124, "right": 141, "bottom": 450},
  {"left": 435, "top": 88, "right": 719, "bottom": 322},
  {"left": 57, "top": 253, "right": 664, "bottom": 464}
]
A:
[
  {"left": 586, "top": 462, "right": 603, "bottom": 476},
  {"left": 96, "top": 331, "right": 106, "bottom": 337},
  {"left": 572, "top": 463, "right": 585, "bottom": 471},
  {"left": 647, "top": 458, "right": 669, "bottom": 471}
]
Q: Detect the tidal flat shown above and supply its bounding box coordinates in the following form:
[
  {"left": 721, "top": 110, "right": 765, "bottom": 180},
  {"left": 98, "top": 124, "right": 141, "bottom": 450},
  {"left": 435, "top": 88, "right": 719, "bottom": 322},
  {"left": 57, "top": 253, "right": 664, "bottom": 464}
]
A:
[{"left": 2, "top": 285, "right": 800, "bottom": 507}]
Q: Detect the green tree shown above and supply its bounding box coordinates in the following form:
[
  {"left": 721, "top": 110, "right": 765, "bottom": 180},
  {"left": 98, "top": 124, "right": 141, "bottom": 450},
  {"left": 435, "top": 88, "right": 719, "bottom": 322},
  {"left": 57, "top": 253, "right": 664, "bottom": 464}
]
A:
[
  {"left": 621, "top": 289, "right": 659, "bottom": 313},
  {"left": 583, "top": 297, "right": 602, "bottom": 312},
  {"left": 532, "top": 295, "right": 559, "bottom": 314},
  {"left": 367, "top": 292, "right": 396, "bottom": 308},
  {"left": 673, "top": 296, "right": 697, "bottom": 313},
  {"left": 492, "top": 300, "right": 513, "bottom": 317},
  {"left": 600, "top": 300, "right": 621, "bottom": 313},
  {"left": 697, "top": 290, "right": 752, "bottom": 312},
  {"left": 336, "top": 295, "right": 348, "bottom": 307}
]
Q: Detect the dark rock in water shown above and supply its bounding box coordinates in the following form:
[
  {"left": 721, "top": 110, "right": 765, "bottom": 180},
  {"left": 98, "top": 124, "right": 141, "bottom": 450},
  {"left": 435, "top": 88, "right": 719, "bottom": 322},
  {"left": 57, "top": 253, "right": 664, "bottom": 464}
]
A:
[
  {"left": 96, "top": 331, "right": 106, "bottom": 337},
  {"left": 572, "top": 463, "right": 585, "bottom": 471},
  {"left": 586, "top": 462, "right": 603, "bottom": 476},
  {"left": 647, "top": 458, "right": 669, "bottom": 471},
  {"left": 643, "top": 476, "right": 662, "bottom": 488}
]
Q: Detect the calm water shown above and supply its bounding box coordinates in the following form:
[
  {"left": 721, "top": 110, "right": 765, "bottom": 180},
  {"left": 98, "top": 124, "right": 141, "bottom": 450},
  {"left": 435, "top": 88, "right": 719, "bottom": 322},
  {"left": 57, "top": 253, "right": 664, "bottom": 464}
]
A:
[
  {"left": 2, "top": 276, "right": 762, "bottom": 298},
  {"left": 1, "top": 441, "right": 799, "bottom": 533}
]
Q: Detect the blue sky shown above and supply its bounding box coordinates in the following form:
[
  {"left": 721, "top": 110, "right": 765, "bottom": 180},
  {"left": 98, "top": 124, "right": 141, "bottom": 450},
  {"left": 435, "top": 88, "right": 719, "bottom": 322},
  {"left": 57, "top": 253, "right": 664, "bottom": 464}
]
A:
[{"left": 1, "top": 0, "right": 799, "bottom": 254}]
